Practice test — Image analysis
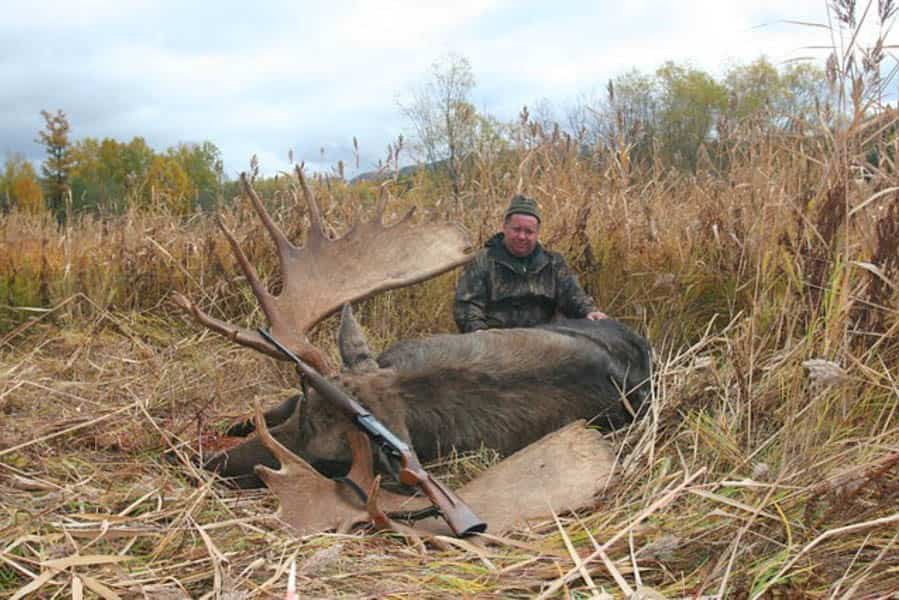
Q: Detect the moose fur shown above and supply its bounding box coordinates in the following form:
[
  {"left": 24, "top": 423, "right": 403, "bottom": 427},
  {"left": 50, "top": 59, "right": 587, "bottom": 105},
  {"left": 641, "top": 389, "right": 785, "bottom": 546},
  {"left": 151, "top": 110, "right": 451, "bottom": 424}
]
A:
[
  {"left": 206, "top": 311, "right": 652, "bottom": 488},
  {"left": 180, "top": 171, "right": 654, "bottom": 489}
]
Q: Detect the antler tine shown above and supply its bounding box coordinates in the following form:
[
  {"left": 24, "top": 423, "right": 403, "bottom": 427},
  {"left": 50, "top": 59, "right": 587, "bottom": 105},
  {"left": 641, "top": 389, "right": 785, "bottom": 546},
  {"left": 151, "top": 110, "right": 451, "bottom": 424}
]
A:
[
  {"left": 295, "top": 165, "right": 326, "bottom": 245},
  {"left": 345, "top": 430, "right": 376, "bottom": 487},
  {"left": 252, "top": 400, "right": 318, "bottom": 473},
  {"left": 364, "top": 475, "right": 433, "bottom": 553},
  {"left": 178, "top": 158, "right": 471, "bottom": 377},
  {"left": 239, "top": 173, "right": 294, "bottom": 261},
  {"left": 170, "top": 292, "right": 284, "bottom": 360},
  {"left": 215, "top": 215, "right": 279, "bottom": 325},
  {"left": 364, "top": 475, "right": 392, "bottom": 530}
]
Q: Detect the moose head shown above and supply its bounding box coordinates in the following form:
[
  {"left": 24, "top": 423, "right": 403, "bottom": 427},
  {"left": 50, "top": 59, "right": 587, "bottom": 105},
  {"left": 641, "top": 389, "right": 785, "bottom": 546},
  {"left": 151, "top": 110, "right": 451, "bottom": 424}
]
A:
[{"left": 174, "top": 168, "right": 652, "bottom": 534}]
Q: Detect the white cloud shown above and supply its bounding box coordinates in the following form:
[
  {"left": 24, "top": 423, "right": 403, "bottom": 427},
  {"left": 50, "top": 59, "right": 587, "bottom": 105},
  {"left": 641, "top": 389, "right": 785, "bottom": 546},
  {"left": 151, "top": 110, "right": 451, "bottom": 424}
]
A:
[
  {"left": 330, "top": 0, "right": 500, "bottom": 48},
  {"left": 6, "top": 0, "right": 156, "bottom": 28},
  {"left": 2, "top": 0, "right": 895, "bottom": 176}
]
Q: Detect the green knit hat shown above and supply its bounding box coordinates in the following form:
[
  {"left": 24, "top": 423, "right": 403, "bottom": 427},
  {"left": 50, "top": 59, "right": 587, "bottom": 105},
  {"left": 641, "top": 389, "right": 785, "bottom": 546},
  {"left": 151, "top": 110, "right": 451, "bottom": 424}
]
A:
[{"left": 504, "top": 194, "right": 541, "bottom": 223}]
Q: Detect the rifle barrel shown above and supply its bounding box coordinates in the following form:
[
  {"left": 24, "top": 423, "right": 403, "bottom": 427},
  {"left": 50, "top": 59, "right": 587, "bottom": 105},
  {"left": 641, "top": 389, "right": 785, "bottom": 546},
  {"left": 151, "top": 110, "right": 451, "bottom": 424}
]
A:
[{"left": 258, "top": 327, "right": 487, "bottom": 537}]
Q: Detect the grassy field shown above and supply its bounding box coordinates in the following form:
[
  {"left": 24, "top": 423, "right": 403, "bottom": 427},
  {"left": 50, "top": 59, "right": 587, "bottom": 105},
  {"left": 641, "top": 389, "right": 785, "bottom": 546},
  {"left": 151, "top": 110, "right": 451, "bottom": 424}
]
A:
[{"left": 2, "top": 110, "right": 898, "bottom": 598}]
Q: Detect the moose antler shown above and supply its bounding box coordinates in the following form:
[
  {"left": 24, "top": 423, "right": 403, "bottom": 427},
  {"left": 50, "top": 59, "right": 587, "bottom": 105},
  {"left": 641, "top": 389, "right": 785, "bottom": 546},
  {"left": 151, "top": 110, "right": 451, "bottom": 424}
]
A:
[
  {"left": 174, "top": 167, "right": 473, "bottom": 373},
  {"left": 252, "top": 390, "right": 620, "bottom": 539}
]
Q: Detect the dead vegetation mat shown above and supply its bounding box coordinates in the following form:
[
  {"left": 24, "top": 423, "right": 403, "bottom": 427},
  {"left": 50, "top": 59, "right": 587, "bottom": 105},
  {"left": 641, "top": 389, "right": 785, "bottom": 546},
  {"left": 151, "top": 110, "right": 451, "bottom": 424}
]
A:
[{"left": 1, "top": 306, "right": 897, "bottom": 599}]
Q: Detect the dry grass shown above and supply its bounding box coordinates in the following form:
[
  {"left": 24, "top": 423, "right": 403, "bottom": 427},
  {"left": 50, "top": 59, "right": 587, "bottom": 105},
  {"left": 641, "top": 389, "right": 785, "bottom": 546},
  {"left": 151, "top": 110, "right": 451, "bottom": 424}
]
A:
[
  {"left": 1, "top": 297, "right": 896, "bottom": 597},
  {"left": 3, "top": 51, "right": 899, "bottom": 600},
  {"left": 2, "top": 143, "right": 897, "bottom": 597}
]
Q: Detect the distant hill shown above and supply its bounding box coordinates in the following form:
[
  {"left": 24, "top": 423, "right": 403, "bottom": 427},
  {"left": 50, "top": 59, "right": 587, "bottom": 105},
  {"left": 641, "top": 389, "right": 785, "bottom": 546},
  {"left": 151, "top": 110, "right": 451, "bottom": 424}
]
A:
[{"left": 350, "top": 160, "right": 448, "bottom": 183}]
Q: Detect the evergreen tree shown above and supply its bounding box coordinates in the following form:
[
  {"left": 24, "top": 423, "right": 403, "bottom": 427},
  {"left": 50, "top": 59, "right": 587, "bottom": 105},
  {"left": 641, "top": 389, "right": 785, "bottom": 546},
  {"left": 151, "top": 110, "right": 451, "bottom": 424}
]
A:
[{"left": 37, "top": 109, "right": 75, "bottom": 224}]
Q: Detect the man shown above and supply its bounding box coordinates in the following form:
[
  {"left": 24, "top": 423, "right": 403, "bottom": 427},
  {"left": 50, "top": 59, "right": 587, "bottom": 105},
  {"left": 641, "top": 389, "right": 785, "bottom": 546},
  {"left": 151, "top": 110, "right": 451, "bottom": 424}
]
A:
[{"left": 454, "top": 194, "right": 606, "bottom": 333}]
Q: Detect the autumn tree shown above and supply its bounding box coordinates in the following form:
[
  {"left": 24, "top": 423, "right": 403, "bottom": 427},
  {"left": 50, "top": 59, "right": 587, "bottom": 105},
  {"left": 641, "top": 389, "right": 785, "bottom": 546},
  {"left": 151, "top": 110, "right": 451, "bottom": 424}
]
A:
[
  {"left": 568, "top": 62, "right": 728, "bottom": 171},
  {"left": 69, "top": 137, "right": 224, "bottom": 214},
  {"left": 1, "top": 154, "right": 44, "bottom": 214},
  {"left": 723, "top": 58, "right": 828, "bottom": 131},
  {"left": 167, "top": 141, "right": 224, "bottom": 210},
  {"left": 70, "top": 136, "right": 155, "bottom": 212},
  {"left": 567, "top": 56, "right": 830, "bottom": 173},
  {"left": 400, "top": 53, "right": 478, "bottom": 202},
  {"left": 141, "top": 155, "right": 195, "bottom": 214},
  {"left": 569, "top": 70, "right": 659, "bottom": 168},
  {"left": 37, "top": 109, "right": 75, "bottom": 224},
  {"left": 654, "top": 62, "right": 728, "bottom": 170}
]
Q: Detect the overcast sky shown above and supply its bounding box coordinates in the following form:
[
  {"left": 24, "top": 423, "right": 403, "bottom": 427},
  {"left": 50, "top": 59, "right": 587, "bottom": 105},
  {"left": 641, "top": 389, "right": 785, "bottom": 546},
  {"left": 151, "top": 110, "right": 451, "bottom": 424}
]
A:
[{"left": 0, "top": 0, "right": 883, "bottom": 178}]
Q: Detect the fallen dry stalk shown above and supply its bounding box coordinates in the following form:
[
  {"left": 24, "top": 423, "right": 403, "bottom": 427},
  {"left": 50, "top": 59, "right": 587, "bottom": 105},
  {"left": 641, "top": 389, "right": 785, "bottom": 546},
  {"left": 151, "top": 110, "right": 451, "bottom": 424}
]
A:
[
  {"left": 0, "top": 399, "right": 142, "bottom": 457},
  {"left": 538, "top": 468, "right": 707, "bottom": 598},
  {"left": 751, "top": 511, "right": 899, "bottom": 599}
]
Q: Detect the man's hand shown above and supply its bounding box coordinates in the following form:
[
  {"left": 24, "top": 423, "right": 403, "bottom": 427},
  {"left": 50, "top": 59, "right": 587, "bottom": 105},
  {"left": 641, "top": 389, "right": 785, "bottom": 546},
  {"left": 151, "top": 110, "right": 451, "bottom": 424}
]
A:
[{"left": 586, "top": 311, "right": 607, "bottom": 320}]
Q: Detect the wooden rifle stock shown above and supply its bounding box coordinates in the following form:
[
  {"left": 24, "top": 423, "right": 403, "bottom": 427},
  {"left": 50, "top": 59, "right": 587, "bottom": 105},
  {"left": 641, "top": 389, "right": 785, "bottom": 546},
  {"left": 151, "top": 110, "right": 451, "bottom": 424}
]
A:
[
  {"left": 396, "top": 451, "right": 487, "bottom": 537},
  {"left": 258, "top": 329, "right": 487, "bottom": 537}
]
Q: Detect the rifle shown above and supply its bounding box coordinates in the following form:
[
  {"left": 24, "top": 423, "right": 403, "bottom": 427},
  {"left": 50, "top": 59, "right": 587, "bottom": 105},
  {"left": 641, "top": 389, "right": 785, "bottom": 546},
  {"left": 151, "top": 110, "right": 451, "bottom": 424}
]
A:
[{"left": 258, "top": 328, "right": 487, "bottom": 537}]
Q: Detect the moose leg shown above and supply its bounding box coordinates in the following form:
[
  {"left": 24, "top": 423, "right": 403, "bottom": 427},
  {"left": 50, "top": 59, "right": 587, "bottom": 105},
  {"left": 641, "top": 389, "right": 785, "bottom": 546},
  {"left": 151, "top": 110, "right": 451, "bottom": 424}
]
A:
[
  {"left": 204, "top": 399, "right": 355, "bottom": 488},
  {"left": 205, "top": 416, "right": 302, "bottom": 488},
  {"left": 226, "top": 394, "right": 301, "bottom": 437}
]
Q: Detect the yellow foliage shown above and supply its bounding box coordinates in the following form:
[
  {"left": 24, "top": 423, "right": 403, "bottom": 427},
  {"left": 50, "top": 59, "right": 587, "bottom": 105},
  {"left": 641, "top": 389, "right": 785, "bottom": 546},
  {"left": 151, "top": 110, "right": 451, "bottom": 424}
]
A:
[
  {"left": 140, "top": 155, "right": 196, "bottom": 214},
  {"left": 2, "top": 156, "right": 46, "bottom": 214},
  {"left": 12, "top": 172, "right": 44, "bottom": 213}
]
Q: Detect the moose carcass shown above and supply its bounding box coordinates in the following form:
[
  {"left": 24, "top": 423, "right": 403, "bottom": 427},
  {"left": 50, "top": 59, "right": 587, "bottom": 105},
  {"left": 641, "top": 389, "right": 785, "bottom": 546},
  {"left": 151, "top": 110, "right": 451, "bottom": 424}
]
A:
[{"left": 174, "top": 169, "right": 652, "bottom": 488}]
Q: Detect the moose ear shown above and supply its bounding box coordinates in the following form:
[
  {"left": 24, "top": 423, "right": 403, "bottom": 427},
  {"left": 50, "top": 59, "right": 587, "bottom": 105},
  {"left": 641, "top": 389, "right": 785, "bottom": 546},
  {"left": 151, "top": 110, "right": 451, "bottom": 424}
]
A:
[{"left": 338, "top": 304, "right": 378, "bottom": 373}]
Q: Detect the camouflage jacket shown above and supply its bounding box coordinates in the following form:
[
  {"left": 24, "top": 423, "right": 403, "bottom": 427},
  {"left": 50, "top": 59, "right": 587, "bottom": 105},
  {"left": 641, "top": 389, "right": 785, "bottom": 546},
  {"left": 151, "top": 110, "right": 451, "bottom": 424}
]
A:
[{"left": 453, "top": 233, "right": 596, "bottom": 332}]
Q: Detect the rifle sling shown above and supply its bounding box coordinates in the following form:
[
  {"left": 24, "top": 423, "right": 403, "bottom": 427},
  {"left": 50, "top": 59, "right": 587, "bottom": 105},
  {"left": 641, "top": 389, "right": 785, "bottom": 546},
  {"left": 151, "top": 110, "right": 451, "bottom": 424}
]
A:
[
  {"left": 334, "top": 476, "right": 369, "bottom": 504},
  {"left": 258, "top": 329, "right": 445, "bottom": 525},
  {"left": 332, "top": 477, "right": 441, "bottom": 522}
]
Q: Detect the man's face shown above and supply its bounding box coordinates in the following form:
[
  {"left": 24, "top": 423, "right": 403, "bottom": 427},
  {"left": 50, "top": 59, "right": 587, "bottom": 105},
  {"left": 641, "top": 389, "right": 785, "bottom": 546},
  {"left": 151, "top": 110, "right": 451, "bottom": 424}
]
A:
[{"left": 502, "top": 213, "right": 540, "bottom": 258}]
